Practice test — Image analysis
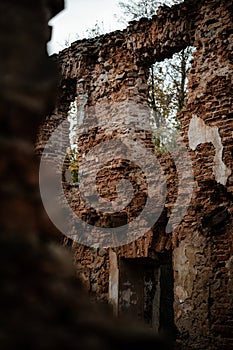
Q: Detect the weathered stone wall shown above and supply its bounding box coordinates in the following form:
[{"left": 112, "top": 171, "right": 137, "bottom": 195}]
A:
[{"left": 37, "top": 0, "right": 233, "bottom": 349}]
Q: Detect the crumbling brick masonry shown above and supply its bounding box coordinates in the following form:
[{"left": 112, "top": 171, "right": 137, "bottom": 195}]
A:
[{"left": 37, "top": 0, "right": 233, "bottom": 349}]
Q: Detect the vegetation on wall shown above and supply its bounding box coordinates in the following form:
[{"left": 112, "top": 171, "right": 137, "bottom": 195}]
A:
[{"left": 67, "top": 148, "right": 79, "bottom": 184}]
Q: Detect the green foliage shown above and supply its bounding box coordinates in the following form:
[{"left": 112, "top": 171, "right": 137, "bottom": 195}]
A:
[
  {"left": 67, "top": 148, "right": 79, "bottom": 184},
  {"left": 152, "top": 124, "right": 181, "bottom": 154}
]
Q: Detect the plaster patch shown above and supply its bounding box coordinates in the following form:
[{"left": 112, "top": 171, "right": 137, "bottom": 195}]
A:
[
  {"left": 188, "top": 115, "right": 231, "bottom": 185},
  {"left": 109, "top": 250, "right": 119, "bottom": 316}
]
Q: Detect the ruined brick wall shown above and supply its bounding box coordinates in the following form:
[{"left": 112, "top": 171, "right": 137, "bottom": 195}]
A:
[
  {"left": 37, "top": 0, "right": 233, "bottom": 348},
  {"left": 173, "top": 1, "right": 233, "bottom": 348},
  {"left": 1, "top": 2, "right": 171, "bottom": 350}
]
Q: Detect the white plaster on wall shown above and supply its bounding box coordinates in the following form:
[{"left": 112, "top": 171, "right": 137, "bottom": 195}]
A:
[
  {"left": 188, "top": 115, "right": 231, "bottom": 185},
  {"left": 174, "top": 239, "right": 197, "bottom": 303},
  {"left": 109, "top": 249, "right": 119, "bottom": 316}
]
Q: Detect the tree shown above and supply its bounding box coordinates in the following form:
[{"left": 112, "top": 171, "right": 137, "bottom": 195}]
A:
[
  {"left": 117, "top": 0, "right": 194, "bottom": 153},
  {"left": 85, "top": 20, "right": 105, "bottom": 39},
  {"left": 118, "top": 0, "right": 182, "bottom": 23}
]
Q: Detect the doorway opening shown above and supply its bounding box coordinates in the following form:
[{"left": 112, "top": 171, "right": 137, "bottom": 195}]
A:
[{"left": 118, "top": 255, "right": 175, "bottom": 337}]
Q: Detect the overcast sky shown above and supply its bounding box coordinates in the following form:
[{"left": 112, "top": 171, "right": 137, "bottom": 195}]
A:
[{"left": 48, "top": 0, "right": 125, "bottom": 55}]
